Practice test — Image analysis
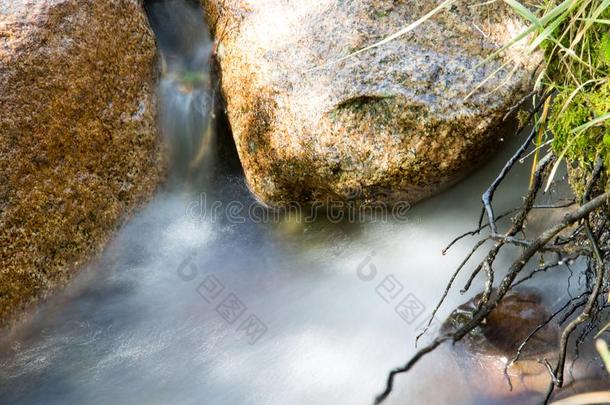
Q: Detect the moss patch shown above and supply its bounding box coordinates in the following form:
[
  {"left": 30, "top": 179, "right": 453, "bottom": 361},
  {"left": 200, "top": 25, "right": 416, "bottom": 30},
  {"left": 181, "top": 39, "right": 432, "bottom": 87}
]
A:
[{"left": 551, "top": 83, "right": 610, "bottom": 186}]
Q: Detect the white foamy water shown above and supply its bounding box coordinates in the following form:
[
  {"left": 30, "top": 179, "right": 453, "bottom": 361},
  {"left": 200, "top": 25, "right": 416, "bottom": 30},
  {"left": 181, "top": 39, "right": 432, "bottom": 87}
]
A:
[{"left": 0, "top": 135, "right": 581, "bottom": 405}]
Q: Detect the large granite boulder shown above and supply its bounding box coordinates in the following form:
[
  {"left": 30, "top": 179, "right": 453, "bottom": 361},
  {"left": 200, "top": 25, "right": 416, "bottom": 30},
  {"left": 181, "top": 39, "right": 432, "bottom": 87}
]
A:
[
  {"left": 202, "top": 0, "right": 539, "bottom": 206},
  {"left": 0, "top": 0, "right": 165, "bottom": 327}
]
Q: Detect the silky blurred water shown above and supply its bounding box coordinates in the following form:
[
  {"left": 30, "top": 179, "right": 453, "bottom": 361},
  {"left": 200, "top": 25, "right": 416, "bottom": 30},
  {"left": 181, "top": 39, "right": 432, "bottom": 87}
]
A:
[{"left": 0, "top": 1, "right": 595, "bottom": 404}]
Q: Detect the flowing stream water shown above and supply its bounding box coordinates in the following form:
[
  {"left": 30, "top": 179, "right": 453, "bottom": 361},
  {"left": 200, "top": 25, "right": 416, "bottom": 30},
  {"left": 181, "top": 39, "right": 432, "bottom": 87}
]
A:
[{"left": 0, "top": 1, "right": 603, "bottom": 404}]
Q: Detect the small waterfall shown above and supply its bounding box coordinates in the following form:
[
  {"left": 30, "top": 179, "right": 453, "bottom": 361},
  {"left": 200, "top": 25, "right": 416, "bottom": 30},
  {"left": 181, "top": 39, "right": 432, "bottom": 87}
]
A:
[{"left": 145, "top": 0, "right": 216, "bottom": 186}]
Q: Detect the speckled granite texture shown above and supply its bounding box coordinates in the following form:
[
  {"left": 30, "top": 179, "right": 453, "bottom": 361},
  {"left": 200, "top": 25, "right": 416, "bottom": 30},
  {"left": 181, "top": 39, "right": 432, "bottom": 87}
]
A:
[
  {"left": 0, "top": 0, "right": 166, "bottom": 327},
  {"left": 202, "top": 0, "right": 540, "bottom": 206}
]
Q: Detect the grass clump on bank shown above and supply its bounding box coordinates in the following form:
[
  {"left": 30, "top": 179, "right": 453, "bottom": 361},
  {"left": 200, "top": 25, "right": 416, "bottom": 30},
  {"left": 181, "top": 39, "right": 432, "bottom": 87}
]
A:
[{"left": 510, "top": 0, "right": 610, "bottom": 190}]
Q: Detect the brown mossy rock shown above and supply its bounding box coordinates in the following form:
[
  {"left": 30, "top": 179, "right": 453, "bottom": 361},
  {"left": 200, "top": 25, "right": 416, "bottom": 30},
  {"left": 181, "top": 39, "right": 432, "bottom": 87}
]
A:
[
  {"left": 0, "top": 0, "right": 166, "bottom": 327},
  {"left": 202, "top": 0, "right": 540, "bottom": 207}
]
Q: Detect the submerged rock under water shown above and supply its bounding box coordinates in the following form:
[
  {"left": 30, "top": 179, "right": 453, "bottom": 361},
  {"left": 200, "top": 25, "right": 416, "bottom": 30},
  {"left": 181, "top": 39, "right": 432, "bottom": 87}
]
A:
[
  {"left": 441, "top": 288, "right": 560, "bottom": 399},
  {"left": 442, "top": 288, "right": 559, "bottom": 358},
  {"left": 442, "top": 288, "right": 610, "bottom": 402}
]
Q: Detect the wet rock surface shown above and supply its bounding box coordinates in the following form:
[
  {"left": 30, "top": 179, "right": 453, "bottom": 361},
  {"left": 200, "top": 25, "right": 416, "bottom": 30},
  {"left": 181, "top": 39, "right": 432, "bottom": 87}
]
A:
[
  {"left": 0, "top": 0, "right": 165, "bottom": 327},
  {"left": 202, "top": 0, "right": 540, "bottom": 207}
]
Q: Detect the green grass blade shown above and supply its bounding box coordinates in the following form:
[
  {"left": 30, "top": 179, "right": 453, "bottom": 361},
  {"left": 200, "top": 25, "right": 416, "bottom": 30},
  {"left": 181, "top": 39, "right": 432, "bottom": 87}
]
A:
[
  {"left": 528, "top": 11, "right": 568, "bottom": 52},
  {"left": 504, "top": 0, "right": 542, "bottom": 27},
  {"left": 575, "top": 18, "right": 610, "bottom": 24}
]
